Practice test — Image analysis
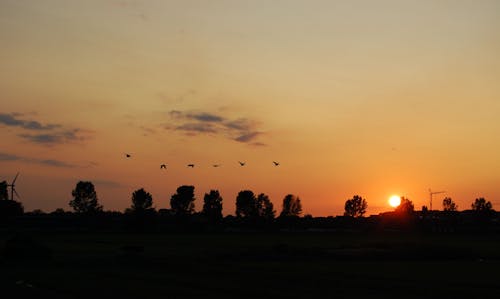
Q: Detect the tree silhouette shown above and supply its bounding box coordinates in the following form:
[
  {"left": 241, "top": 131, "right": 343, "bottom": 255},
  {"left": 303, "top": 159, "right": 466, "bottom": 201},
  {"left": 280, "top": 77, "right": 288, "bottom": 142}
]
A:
[
  {"left": 170, "top": 185, "right": 195, "bottom": 216},
  {"left": 127, "top": 188, "right": 154, "bottom": 213},
  {"left": 202, "top": 190, "right": 223, "bottom": 221},
  {"left": 235, "top": 190, "right": 257, "bottom": 218},
  {"left": 442, "top": 197, "right": 458, "bottom": 212},
  {"left": 69, "top": 181, "right": 102, "bottom": 214},
  {"left": 52, "top": 208, "right": 66, "bottom": 215},
  {"left": 395, "top": 197, "right": 414, "bottom": 214},
  {"left": 0, "top": 200, "right": 24, "bottom": 217},
  {"left": 280, "top": 194, "right": 302, "bottom": 217},
  {"left": 344, "top": 195, "right": 367, "bottom": 217},
  {"left": 0, "top": 181, "right": 8, "bottom": 200},
  {"left": 256, "top": 193, "right": 275, "bottom": 219},
  {"left": 235, "top": 191, "right": 275, "bottom": 219},
  {"left": 471, "top": 197, "right": 493, "bottom": 212}
]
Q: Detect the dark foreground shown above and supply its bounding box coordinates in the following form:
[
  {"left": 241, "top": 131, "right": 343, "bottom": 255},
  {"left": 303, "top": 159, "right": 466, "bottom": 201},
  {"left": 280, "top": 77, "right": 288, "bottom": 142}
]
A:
[{"left": 1, "top": 231, "right": 500, "bottom": 298}]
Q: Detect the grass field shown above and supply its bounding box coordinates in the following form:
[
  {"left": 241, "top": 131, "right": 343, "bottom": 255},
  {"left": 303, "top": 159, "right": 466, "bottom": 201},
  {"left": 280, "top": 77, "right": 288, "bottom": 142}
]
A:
[{"left": 1, "top": 231, "right": 500, "bottom": 298}]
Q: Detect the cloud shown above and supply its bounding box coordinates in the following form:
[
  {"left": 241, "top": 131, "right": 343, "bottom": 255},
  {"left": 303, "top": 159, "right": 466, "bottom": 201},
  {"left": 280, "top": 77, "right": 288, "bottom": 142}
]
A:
[
  {"left": 19, "top": 134, "right": 60, "bottom": 144},
  {"left": 166, "top": 110, "right": 266, "bottom": 145},
  {"left": 234, "top": 132, "right": 262, "bottom": 143},
  {"left": 224, "top": 118, "right": 255, "bottom": 131},
  {"left": 39, "top": 159, "right": 74, "bottom": 168},
  {"left": 1, "top": 113, "right": 92, "bottom": 146},
  {"left": 0, "top": 113, "right": 60, "bottom": 130},
  {"left": 0, "top": 152, "right": 21, "bottom": 161},
  {"left": 187, "top": 112, "right": 224, "bottom": 123},
  {"left": 18, "top": 129, "right": 88, "bottom": 145},
  {"left": 170, "top": 110, "right": 225, "bottom": 123},
  {"left": 176, "top": 123, "right": 218, "bottom": 134},
  {"left": 0, "top": 151, "right": 74, "bottom": 168},
  {"left": 93, "top": 179, "right": 123, "bottom": 188}
]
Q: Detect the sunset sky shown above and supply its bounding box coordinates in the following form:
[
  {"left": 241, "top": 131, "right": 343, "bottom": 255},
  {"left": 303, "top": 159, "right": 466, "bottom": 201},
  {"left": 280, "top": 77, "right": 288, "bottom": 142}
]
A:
[{"left": 1, "top": 0, "right": 499, "bottom": 216}]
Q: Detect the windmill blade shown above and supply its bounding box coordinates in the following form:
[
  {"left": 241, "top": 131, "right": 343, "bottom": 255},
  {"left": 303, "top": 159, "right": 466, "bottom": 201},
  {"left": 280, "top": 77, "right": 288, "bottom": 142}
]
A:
[
  {"left": 13, "top": 188, "right": 20, "bottom": 199},
  {"left": 12, "top": 172, "right": 20, "bottom": 184}
]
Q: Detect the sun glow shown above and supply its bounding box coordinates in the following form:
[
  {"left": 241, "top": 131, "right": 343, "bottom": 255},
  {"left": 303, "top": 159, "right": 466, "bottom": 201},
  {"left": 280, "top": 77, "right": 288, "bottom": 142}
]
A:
[{"left": 389, "top": 195, "right": 401, "bottom": 207}]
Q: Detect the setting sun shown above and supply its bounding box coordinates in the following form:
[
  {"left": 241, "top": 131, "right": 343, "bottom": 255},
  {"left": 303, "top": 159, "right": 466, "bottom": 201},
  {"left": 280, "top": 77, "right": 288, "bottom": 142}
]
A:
[{"left": 389, "top": 195, "right": 401, "bottom": 207}]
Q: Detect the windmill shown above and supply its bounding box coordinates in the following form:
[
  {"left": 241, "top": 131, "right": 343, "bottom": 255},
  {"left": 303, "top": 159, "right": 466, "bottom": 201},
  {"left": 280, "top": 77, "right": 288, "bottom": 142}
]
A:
[
  {"left": 429, "top": 188, "right": 445, "bottom": 211},
  {"left": 7, "top": 172, "right": 20, "bottom": 201}
]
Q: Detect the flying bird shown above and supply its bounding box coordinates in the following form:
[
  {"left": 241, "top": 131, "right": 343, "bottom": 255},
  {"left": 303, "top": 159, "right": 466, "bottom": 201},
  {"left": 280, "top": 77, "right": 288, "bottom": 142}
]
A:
[
  {"left": 273, "top": 161, "right": 280, "bottom": 166},
  {"left": 238, "top": 161, "right": 246, "bottom": 166},
  {"left": 160, "top": 164, "right": 167, "bottom": 169},
  {"left": 125, "top": 153, "right": 131, "bottom": 158},
  {"left": 187, "top": 164, "right": 195, "bottom": 168},
  {"left": 213, "top": 164, "right": 220, "bottom": 167}
]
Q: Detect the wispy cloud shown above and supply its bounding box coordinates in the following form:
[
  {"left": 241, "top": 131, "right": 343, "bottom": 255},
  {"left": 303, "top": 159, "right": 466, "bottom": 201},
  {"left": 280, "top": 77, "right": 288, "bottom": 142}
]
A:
[
  {"left": 93, "top": 179, "right": 123, "bottom": 188},
  {"left": 176, "top": 123, "right": 218, "bottom": 134},
  {"left": 225, "top": 118, "right": 258, "bottom": 131},
  {"left": 0, "top": 113, "right": 60, "bottom": 130},
  {"left": 0, "top": 152, "right": 20, "bottom": 161},
  {"left": 166, "top": 110, "right": 266, "bottom": 145},
  {"left": 234, "top": 132, "right": 261, "bottom": 143},
  {"left": 187, "top": 112, "right": 224, "bottom": 123},
  {"left": 18, "top": 129, "right": 90, "bottom": 145},
  {"left": 39, "top": 159, "right": 74, "bottom": 168},
  {"left": 0, "top": 151, "right": 75, "bottom": 168},
  {"left": 0, "top": 113, "right": 92, "bottom": 146}
]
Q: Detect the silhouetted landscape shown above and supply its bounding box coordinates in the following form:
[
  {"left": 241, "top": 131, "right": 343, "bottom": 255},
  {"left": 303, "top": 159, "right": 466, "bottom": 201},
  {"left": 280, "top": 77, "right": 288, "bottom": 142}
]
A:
[
  {"left": 2, "top": 1, "right": 500, "bottom": 297},
  {"left": 1, "top": 181, "right": 500, "bottom": 298}
]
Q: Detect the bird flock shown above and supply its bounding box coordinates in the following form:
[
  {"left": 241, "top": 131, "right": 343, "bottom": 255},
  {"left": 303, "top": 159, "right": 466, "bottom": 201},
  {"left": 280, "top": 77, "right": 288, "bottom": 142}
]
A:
[{"left": 125, "top": 154, "right": 280, "bottom": 169}]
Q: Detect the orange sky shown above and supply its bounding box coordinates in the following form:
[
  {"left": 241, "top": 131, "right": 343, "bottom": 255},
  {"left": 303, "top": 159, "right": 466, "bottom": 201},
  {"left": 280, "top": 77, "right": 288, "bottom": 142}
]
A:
[{"left": 1, "top": 0, "right": 500, "bottom": 215}]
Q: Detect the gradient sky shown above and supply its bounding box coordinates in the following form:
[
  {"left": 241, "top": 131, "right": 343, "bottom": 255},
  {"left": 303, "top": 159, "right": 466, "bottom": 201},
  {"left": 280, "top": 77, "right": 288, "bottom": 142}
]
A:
[{"left": 1, "top": 0, "right": 499, "bottom": 215}]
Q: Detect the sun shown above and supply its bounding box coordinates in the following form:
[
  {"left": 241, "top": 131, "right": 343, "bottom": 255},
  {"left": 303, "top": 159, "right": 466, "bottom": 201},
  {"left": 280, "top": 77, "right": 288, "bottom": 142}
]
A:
[{"left": 389, "top": 195, "right": 401, "bottom": 207}]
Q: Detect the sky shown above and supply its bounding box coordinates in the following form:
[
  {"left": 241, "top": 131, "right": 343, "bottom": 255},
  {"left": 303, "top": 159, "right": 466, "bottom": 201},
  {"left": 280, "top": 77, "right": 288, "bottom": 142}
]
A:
[{"left": 1, "top": 0, "right": 499, "bottom": 216}]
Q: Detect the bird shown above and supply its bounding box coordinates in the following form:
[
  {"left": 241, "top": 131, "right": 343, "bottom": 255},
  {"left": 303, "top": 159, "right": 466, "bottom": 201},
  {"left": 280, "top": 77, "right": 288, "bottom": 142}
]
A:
[
  {"left": 213, "top": 164, "right": 220, "bottom": 167},
  {"left": 125, "top": 153, "right": 131, "bottom": 158},
  {"left": 187, "top": 164, "right": 195, "bottom": 168},
  {"left": 273, "top": 161, "right": 280, "bottom": 166},
  {"left": 160, "top": 164, "right": 167, "bottom": 169},
  {"left": 238, "top": 161, "right": 245, "bottom": 166}
]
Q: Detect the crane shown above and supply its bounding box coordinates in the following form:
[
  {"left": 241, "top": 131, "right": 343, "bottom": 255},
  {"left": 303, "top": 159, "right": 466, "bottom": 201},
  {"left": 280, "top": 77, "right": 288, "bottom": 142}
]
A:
[{"left": 429, "top": 188, "right": 446, "bottom": 211}]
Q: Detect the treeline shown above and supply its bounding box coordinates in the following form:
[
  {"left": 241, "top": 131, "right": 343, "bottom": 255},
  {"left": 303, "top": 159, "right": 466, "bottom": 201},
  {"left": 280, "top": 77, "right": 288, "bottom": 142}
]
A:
[
  {"left": 1, "top": 180, "right": 499, "bottom": 233},
  {"left": 0, "top": 181, "right": 305, "bottom": 228},
  {"left": 65, "top": 181, "right": 303, "bottom": 220}
]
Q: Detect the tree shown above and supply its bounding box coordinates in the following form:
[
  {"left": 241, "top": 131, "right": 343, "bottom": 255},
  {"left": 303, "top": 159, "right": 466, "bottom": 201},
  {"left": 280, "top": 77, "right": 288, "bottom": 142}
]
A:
[
  {"left": 344, "top": 195, "right": 368, "bottom": 217},
  {"left": 51, "top": 208, "right": 66, "bottom": 215},
  {"left": 170, "top": 185, "right": 195, "bottom": 216},
  {"left": 280, "top": 194, "right": 302, "bottom": 217},
  {"left": 235, "top": 190, "right": 257, "bottom": 218},
  {"left": 256, "top": 193, "right": 275, "bottom": 220},
  {"left": 0, "top": 181, "right": 8, "bottom": 201},
  {"left": 202, "top": 190, "right": 223, "bottom": 220},
  {"left": 235, "top": 191, "right": 275, "bottom": 220},
  {"left": 69, "top": 181, "right": 102, "bottom": 214},
  {"left": 0, "top": 200, "right": 24, "bottom": 217},
  {"left": 127, "top": 188, "right": 154, "bottom": 213},
  {"left": 471, "top": 197, "right": 493, "bottom": 212},
  {"left": 442, "top": 197, "right": 458, "bottom": 212},
  {"left": 395, "top": 197, "right": 414, "bottom": 214}
]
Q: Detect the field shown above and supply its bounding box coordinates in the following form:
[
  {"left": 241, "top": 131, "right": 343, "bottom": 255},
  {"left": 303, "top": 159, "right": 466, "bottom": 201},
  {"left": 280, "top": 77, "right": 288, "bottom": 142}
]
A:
[{"left": 1, "top": 231, "right": 500, "bottom": 298}]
